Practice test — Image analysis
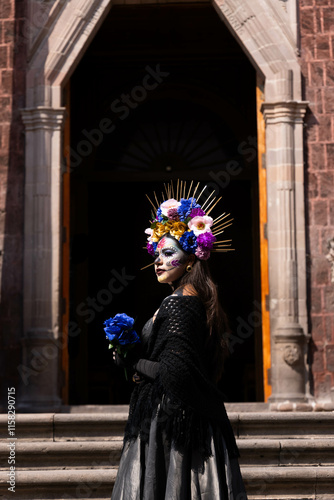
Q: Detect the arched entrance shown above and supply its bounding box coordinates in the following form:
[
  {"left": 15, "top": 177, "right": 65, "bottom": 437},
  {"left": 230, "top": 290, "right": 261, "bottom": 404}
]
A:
[
  {"left": 19, "top": 0, "right": 309, "bottom": 410},
  {"left": 68, "top": 4, "right": 261, "bottom": 403}
]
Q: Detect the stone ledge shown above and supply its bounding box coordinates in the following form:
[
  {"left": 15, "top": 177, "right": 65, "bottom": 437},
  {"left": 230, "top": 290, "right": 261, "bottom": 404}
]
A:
[
  {"left": 0, "top": 468, "right": 117, "bottom": 499},
  {"left": 1, "top": 412, "right": 334, "bottom": 441},
  {"left": 0, "top": 440, "right": 123, "bottom": 470},
  {"left": 1, "top": 438, "right": 333, "bottom": 470},
  {"left": 243, "top": 466, "right": 334, "bottom": 499},
  {"left": 1, "top": 466, "right": 334, "bottom": 500},
  {"left": 270, "top": 401, "right": 334, "bottom": 412}
]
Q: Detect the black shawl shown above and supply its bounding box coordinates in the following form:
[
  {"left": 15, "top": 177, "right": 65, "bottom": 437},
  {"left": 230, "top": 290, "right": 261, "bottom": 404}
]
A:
[{"left": 124, "top": 295, "right": 239, "bottom": 461}]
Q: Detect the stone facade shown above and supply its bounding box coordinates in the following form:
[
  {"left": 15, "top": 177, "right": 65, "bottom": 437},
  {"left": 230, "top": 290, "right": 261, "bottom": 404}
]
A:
[
  {"left": 300, "top": 0, "right": 334, "bottom": 403},
  {"left": 0, "top": 0, "right": 26, "bottom": 402},
  {"left": 0, "top": 0, "right": 333, "bottom": 409}
]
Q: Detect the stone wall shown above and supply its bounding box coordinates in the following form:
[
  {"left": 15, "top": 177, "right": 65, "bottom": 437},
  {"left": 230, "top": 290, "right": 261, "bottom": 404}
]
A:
[
  {"left": 0, "top": 0, "right": 333, "bottom": 407},
  {"left": 0, "top": 0, "right": 26, "bottom": 405},
  {"left": 300, "top": 0, "right": 334, "bottom": 401}
]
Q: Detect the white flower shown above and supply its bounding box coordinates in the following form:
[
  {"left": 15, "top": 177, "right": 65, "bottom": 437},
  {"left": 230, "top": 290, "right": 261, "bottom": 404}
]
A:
[
  {"left": 188, "top": 216, "right": 213, "bottom": 236},
  {"left": 145, "top": 228, "right": 153, "bottom": 242},
  {"left": 160, "top": 198, "right": 181, "bottom": 217}
]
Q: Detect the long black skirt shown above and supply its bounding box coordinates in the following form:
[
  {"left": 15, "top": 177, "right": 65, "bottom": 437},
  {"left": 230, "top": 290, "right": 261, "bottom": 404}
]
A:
[{"left": 111, "top": 403, "right": 248, "bottom": 500}]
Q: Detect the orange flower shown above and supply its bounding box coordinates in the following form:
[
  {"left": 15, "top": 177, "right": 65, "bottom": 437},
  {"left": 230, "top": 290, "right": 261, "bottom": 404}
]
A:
[
  {"left": 152, "top": 222, "right": 172, "bottom": 242},
  {"left": 151, "top": 221, "right": 187, "bottom": 242},
  {"left": 169, "top": 222, "right": 187, "bottom": 240}
]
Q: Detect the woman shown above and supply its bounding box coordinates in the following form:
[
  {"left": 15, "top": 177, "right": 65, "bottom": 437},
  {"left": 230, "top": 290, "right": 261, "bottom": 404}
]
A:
[{"left": 111, "top": 183, "right": 248, "bottom": 500}]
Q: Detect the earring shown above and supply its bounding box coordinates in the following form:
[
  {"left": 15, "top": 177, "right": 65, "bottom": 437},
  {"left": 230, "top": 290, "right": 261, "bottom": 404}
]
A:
[{"left": 186, "top": 265, "right": 192, "bottom": 273}]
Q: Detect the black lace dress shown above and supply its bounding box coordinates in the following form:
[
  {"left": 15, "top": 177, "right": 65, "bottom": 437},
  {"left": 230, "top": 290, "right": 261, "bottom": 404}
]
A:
[{"left": 111, "top": 295, "right": 248, "bottom": 500}]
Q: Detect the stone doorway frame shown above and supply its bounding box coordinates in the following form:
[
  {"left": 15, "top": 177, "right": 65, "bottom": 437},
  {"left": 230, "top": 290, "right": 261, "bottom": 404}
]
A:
[{"left": 19, "top": 0, "right": 310, "bottom": 409}]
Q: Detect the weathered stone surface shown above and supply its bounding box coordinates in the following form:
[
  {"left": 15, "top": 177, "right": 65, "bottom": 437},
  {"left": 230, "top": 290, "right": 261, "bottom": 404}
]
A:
[
  {"left": 54, "top": 413, "right": 127, "bottom": 441},
  {"left": 0, "top": 412, "right": 334, "bottom": 499},
  {"left": 0, "top": 413, "right": 54, "bottom": 440}
]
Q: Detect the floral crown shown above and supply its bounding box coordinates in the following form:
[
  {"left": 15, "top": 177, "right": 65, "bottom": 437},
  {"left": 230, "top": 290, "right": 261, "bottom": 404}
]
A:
[{"left": 144, "top": 181, "right": 233, "bottom": 263}]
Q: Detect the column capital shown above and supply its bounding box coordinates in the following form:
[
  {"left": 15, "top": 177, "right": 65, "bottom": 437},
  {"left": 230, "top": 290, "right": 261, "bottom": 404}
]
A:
[
  {"left": 261, "top": 100, "right": 309, "bottom": 124},
  {"left": 21, "top": 107, "right": 66, "bottom": 131}
]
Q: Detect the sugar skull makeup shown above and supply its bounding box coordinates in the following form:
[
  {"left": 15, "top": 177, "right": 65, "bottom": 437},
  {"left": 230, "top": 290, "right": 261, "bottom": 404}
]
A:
[{"left": 154, "top": 235, "right": 189, "bottom": 284}]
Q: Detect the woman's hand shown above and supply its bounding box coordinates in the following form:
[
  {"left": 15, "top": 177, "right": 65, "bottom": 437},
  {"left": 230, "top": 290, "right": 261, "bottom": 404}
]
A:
[{"left": 112, "top": 346, "right": 140, "bottom": 369}]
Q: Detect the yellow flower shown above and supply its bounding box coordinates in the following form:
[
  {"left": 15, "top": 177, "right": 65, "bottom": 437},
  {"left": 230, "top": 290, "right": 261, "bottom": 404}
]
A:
[
  {"left": 152, "top": 222, "right": 172, "bottom": 242},
  {"left": 151, "top": 221, "right": 187, "bottom": 242},
  {"left": 169, "top": 222, "right": 187, "bottom": 240}
]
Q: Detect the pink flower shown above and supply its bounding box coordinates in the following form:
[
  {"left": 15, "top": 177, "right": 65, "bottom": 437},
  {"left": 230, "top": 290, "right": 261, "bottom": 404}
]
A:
[
  {"left": 195, "top": 246, "right": 210, "bottom": 260},
  {"left": 145, "top": 228, "right": 153, "bottom": 242},
  {"left": 160, "top": 198, "right": 181, "bottom": 217},
  {"left": 188, "top": 216, "right": 213, "bottom": 236}
]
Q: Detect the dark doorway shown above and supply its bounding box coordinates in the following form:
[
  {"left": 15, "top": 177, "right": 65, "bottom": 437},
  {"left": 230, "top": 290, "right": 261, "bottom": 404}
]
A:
[{"left": 68, "top": 3, "right": 262, "bottom": 405}]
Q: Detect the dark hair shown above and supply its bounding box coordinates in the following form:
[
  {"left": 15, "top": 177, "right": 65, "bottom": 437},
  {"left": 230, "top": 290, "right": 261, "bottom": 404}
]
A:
[
  {"left": 177, "top": 258, "right": 230, "bottom": 383},
  {"left": 158, "top": 233, "right": 229, "bottom": 382}
]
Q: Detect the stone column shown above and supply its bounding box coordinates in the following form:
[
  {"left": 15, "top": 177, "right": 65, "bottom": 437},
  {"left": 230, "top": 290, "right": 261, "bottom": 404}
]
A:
[
  {"left": 262, "top": 72, "right": 309, "bottom": 403},
  {"left": 18, "top": 107, "right": 66, "bottom": 410}
]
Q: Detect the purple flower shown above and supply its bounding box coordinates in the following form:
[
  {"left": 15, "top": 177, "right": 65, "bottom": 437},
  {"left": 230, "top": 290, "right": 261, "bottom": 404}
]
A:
[
  {"left": 167, "top": 208, "right": 180, "bottom": 221},
  {"left": 195, "top": 246, "right": 211, "bottom": 260},
  {"left": 147, "top": 241, "right": 156, "bottom": 257},
  {"left": 197, "top": 232, "right": 216, "bottom": 249},
  {"left": 190, "top": 207, "right": 206, "bottom": 218}
]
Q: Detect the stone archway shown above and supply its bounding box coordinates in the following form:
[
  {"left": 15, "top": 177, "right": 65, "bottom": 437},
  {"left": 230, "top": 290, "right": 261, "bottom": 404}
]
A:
[{"left": 19, "top": 0, "right": 310, "bottom": 409}]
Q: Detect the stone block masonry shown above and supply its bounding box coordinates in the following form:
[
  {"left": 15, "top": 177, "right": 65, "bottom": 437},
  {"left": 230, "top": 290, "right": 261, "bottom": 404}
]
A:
[
  {"left": 0, "top": 0, "right": 26, "bottom": 408},
  {"left": 300, "top": 0, "right": 334, "bottom": 401}
]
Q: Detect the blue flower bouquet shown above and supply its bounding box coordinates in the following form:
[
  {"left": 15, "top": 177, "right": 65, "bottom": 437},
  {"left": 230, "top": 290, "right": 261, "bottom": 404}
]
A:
[{"left": 104, "top": 313, "right": 140, "bottom": 380}]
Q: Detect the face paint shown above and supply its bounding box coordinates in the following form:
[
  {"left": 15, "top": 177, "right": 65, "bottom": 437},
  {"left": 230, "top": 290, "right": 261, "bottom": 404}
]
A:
[
  {"left": 157, "top": 236, "right": 167, "bottom": 250},
  {"left": 154, "top": 235, "right": 189, "bottom": 284}
]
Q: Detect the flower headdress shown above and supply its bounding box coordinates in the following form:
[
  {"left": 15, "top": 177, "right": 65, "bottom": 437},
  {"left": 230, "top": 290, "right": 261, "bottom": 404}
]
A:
[{"left": 142, "top": 180, "right": 233, "bottom": 268}]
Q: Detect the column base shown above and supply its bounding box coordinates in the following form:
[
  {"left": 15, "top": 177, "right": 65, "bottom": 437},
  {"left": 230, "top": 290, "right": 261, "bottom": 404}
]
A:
[{"left": 17, "top": 329, "right": 63, "bottom": 409}]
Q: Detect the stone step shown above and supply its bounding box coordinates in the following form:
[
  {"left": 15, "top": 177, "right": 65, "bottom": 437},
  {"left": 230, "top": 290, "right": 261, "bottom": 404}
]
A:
[
  {"left": 239, "top": 438, "right": 334, "bottom": 467},
  {"left": 0, "top": 466, "right": 333, "bottom": 500},
  {"left": 243, "top": 466, "right": 334, "bottom": 500},
  {"left": 1, "top": 411, "right": 334, "bottom": 442},
  {"left": 0, "top": 440, "right": 123, "bottom": 470},
  {"left": 1, "top": 438, "right": 334, "bottom": 470}
]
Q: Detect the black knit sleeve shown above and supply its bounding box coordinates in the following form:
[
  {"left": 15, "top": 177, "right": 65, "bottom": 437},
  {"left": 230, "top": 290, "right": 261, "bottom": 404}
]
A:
[{"left": 135, "top": 358, "right": 159, "bottom": 380}]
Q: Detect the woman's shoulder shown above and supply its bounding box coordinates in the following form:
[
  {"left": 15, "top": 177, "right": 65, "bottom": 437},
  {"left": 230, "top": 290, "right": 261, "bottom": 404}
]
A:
[
  {"left": 172, "top": 284, "right": 198, "bottom": 297},
  {"left": 152, "top": 287, "right": 198, "bottom": 324}
]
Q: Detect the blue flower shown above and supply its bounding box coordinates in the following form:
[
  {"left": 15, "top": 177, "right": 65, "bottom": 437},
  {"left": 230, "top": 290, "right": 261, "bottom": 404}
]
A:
[
  {"left": 104, "top": 313, "right": 140, "bottom": 347},
  {"left": 179, "top": 230, "right": 198, "bottom": 253},
  {"left": 177, "top": 198, "right": 201, "bottom": 221},
  {"left": 156, "top": 208, "right": 164, "bottom": 222}
]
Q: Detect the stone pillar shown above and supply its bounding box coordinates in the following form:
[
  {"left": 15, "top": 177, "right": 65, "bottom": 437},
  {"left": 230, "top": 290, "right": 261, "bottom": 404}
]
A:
[
  {"left": 18, "top": 107, "right": 66, "bottom": 410},
  {"left": 262, "top": 72, "right": 309, "bottom": 403}
]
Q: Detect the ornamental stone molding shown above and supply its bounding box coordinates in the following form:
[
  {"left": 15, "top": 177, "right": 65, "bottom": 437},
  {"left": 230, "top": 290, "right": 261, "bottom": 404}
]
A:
[
  {"left": 262, "top": 91, "right": 309, "bottom": 403},
  {"left": 283, "top": 344, "right": 301, "bottom": 367},
  {"left": 19, "top": 107, "right": 65, "bottom": 409},
  {"left": 212, "top": 0, "right": 301, "bottom": 100},
  {"left": 19, "top": 0, "right": 310, "bottom": 408}
]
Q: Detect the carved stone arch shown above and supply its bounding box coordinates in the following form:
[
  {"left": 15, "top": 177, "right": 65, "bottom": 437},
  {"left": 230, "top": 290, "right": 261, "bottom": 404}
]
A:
[{"left": 20, "top": 0, "right": 310, "bottom": 409}]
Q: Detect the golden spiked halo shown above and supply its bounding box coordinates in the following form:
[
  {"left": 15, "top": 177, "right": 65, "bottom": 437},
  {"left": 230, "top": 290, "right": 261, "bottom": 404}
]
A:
[{"left": 141, "top": 180, "right": 234, "bottom": 270}]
